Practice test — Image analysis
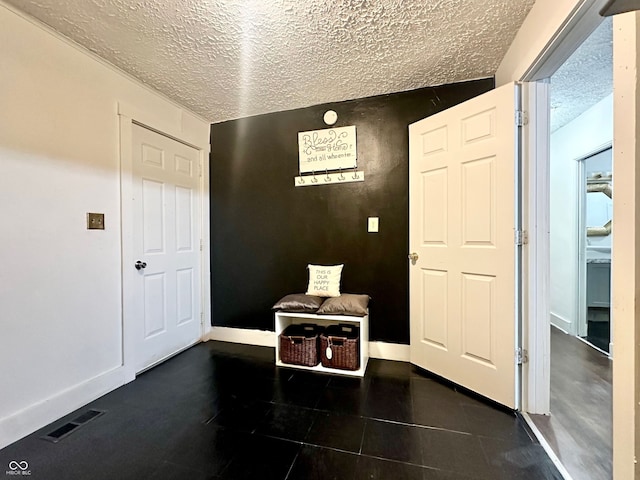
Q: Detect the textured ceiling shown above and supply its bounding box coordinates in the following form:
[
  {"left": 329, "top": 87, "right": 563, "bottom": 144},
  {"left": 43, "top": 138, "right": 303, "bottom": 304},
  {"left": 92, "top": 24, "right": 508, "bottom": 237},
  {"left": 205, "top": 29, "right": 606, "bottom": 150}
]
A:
[
  {"left": 7, "top": 0, "right": 536, "bottom": 123},
  {"left": 550, "top": 17, "right": 612, "bottom": 132}
]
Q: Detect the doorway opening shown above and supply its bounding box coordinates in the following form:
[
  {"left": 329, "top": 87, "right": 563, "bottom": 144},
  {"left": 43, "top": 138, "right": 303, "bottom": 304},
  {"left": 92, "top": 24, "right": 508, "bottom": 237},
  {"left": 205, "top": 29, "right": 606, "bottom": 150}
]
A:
[
  {"left": 580, "top": 146, "right": 613, "bottom": 353},
  {"left": 530, "top": 16, "right": 613, "bottom": 480}
]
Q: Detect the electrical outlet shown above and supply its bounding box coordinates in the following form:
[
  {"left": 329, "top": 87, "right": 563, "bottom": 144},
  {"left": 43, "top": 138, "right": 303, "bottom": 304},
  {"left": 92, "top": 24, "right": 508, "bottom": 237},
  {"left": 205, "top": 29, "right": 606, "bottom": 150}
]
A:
[{"left": 87, "top": 213, "right": 105, "bottom": 230}]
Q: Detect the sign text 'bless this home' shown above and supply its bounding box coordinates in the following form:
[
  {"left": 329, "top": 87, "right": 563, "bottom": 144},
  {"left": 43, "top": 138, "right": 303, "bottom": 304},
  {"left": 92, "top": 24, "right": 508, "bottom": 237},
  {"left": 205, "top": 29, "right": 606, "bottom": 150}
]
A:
[{"left": 298, "top": 126, "right": 357, "bottom": 174}]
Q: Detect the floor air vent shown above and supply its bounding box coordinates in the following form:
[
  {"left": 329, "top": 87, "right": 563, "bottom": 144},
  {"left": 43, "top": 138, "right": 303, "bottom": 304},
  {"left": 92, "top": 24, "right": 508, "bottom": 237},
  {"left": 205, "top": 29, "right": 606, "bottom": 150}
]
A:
[{"left": 41, "top": 409, "right": 106, "bottom": 443}]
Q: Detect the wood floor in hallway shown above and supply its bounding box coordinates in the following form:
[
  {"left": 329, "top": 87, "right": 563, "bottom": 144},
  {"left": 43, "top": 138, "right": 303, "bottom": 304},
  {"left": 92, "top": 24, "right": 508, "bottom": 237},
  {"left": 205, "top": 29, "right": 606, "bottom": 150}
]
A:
[{"left": 530, "top": 326, "right": 612, "bottom": 480}]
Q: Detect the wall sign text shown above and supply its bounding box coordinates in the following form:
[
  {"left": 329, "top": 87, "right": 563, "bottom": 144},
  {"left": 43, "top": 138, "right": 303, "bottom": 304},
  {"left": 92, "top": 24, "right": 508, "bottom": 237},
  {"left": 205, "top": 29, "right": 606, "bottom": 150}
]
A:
[{"left": 298, "top": 126, "right": 357, "bottom": 174}]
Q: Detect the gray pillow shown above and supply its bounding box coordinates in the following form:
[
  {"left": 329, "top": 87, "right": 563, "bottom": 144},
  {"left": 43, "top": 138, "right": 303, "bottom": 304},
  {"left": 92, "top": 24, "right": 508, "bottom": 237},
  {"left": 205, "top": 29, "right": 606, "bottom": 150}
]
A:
[
  {"left": 316, "top": 294, "right": 370, "bottom": 317},
  {"left": 272, "top": 293, "right": 325, "bottom": 312}
]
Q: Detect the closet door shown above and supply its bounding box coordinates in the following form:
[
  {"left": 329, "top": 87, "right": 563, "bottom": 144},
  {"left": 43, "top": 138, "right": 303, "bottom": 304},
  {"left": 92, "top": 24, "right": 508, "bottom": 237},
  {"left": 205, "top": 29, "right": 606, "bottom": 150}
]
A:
[{"left": 131, "top": 124, "right": 202, "bottom": 372}]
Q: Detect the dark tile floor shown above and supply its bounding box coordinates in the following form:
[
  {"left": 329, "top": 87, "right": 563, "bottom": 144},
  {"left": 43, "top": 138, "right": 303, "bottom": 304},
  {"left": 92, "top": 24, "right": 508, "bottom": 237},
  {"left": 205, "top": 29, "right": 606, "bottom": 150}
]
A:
[{"left": 0, "top": 341, "right": 562, "bottom": 479}]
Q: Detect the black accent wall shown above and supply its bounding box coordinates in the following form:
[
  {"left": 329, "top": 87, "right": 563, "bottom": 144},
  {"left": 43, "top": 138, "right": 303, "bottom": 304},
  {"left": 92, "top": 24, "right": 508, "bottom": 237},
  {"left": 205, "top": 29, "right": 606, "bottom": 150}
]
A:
[{"left": 210, "top": 78, "right": 494, "bottom": 344}]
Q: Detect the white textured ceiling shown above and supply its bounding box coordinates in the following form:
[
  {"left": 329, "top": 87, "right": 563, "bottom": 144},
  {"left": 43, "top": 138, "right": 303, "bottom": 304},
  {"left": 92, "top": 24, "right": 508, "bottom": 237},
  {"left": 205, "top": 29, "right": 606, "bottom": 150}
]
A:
[
  {"left": 7, "top": 0, "right": 536, "bottom": 123},
  {"left": 550, "top": 17, "right": 613, "bottom": 132}
]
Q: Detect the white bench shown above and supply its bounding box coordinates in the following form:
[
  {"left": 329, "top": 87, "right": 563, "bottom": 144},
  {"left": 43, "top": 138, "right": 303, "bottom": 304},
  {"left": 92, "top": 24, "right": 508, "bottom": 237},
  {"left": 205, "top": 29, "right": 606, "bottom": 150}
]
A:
[{"left": 274, "top": 311, "right": 369, "bottom": 377}]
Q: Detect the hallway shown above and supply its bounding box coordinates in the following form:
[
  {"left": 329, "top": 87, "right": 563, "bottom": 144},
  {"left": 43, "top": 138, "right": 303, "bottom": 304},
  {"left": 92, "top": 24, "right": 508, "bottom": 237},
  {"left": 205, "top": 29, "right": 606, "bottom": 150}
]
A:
[{"left": 530, "top": 327, "right": 612, "bottom": 479}]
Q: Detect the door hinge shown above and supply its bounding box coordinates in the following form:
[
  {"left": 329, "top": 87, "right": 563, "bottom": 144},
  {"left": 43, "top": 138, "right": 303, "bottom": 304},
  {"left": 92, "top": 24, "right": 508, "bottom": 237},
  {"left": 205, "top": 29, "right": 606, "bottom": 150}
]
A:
[
  {"left": 516, "top": 348, "right": 528, "bottom": 365},
  {"left": 515, "top": 110, "right": 528, "bottom": 127},
  {"left": 199, "top": 239, "right": 203, "bottom": 251},
  {"left": 515, "top": 229, "right": 528, "bottom": 246}
]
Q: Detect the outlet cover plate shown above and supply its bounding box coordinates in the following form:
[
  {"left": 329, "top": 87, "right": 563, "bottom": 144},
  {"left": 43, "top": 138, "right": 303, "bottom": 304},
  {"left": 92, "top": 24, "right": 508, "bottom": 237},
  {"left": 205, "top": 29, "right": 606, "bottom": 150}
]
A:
[{"left": 87, "top": 213, "right": 105, "bottom": 230}]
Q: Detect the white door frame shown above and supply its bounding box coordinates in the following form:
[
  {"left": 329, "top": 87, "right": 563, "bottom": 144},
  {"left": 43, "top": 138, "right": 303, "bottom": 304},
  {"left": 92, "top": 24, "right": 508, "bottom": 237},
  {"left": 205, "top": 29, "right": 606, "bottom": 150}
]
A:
[
  {"left": 501, "top": 0, "right": 610, "bottom": 416},
  {"left": 520, "top": 79, "right": 552, "bottom": 415},
  {"left": 610, "top": 14, "right": 639, "bottom": 476},
  {"left": 576, "top": 143, "right": 613, "bottom": 341},
  {"left": 118, "top": 102, "right": 211, "bottom": 383},
  {"left": 577, "top": 154, "right": 588, "bottom": 339}
]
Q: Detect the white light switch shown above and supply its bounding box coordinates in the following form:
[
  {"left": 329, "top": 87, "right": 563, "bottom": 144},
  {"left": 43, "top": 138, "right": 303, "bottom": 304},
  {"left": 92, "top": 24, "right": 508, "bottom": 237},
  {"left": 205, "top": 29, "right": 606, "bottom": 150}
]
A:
[{"left": 368, "top": 217, "right": 379, "bottom": 233}]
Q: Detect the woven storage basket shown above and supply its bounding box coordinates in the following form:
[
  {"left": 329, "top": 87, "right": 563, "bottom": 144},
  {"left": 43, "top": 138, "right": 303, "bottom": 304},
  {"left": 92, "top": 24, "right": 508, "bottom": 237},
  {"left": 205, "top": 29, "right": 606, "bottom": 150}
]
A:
[
  {"left": 320, "top": 324, "right": 359, "bottom": 370},
  {"left": 279, "top": 324, "right": 321, "bottom": 367}
]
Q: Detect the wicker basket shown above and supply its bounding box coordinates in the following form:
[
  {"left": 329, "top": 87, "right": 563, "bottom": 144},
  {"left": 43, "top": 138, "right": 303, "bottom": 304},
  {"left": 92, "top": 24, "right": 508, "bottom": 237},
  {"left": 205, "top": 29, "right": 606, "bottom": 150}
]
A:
[
  {"left": 320, "top": 324, "right": 359, "bottom": 370},
  {"left": 279, "top": 324, "right": 322, "bottom": 367}
]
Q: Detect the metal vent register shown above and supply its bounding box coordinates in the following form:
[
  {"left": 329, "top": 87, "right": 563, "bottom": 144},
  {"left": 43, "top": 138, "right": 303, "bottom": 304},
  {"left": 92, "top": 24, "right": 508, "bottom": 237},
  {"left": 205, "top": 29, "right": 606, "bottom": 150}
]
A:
[{"left": 41, "top": 409, "right": 106, "bottom": 443}]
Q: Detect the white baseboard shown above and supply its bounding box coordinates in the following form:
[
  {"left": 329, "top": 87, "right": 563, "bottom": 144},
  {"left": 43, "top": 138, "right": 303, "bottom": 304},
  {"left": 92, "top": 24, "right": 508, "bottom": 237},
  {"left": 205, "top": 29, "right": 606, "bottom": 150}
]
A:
[
  {"left": 207, "top": 326, "right": 275, "bottom": 347},
  {"left": 206, "top": 327, "right": 410, "bottom": 362},
  {"left": 0, "top": 366, "right": 127, "bottom": 450},
  {"left": 550, "top": 312, "right": 572, "bottom": 334},
  {"left": 368, "top": 341, "right": 410, "bottom": 362}
]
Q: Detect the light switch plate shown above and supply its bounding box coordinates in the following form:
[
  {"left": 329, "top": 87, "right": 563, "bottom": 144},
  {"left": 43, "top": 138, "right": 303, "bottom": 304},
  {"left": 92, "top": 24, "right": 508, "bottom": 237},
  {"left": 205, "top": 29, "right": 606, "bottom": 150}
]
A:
[
  {"left": 368, "top": 217, "right": 379, "bottom": 233},
  {"left": 87, "top": 213, "right": 105, "bottom": 230}
]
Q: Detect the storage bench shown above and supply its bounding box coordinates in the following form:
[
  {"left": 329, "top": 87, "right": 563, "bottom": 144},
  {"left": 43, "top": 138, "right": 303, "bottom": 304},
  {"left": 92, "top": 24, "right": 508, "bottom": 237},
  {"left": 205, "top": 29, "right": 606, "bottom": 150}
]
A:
[{"left": 274, "top": 311, "right": 369, "bottom": 377}]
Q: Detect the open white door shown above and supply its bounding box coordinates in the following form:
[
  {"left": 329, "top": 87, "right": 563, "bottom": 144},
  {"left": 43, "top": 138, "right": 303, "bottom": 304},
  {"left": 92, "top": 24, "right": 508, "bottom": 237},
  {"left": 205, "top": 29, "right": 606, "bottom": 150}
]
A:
[
  {"left": 409, "top": 83, "right": 520, "bottom": 409},
  {"left": 131, "top": 124, "right": 202, "bottom": 373}
]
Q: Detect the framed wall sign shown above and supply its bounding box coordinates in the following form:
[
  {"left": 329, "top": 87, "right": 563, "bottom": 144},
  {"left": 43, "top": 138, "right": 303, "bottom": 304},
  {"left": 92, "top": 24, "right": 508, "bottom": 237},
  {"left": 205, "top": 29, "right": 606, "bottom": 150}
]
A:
[{"left": 298, "top": 126, "right": 357, "bottom": 174}]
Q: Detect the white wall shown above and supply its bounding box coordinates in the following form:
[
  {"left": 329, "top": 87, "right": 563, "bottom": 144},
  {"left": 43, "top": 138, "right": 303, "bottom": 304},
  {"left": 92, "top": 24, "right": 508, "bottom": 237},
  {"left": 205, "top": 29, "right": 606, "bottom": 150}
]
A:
[
  {"left": 0, "top": 3, "right": 210, "bottom": 449},
  {"left": 549, "top": 94, "right": 612, "bottom": 334}
]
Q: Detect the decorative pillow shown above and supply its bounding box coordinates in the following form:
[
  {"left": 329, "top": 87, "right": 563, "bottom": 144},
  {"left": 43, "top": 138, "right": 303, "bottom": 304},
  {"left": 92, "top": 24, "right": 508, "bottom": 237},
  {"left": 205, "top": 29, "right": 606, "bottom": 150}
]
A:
[
  {"left": 306, "top": 264, "right": 343, "bottom": 297},
  {"left": 316, "top": 294, "right": 370, "bottom": 317},
  {"left": 272, "top": 293, "right": 325, "bottom": 312}
]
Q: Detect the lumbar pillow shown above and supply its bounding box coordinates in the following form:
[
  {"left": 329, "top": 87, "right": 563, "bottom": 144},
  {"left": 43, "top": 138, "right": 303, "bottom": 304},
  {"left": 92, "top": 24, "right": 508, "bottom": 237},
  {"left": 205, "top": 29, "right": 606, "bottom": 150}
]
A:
[
  {"left": 306, "top": 264, "right": 343, "bottom": 297},
  {"left": 316, "top": 294, "right": 370, "bottom": 317},
  {"left": 272, "top": 293, "right": 324, "bottom": 312}
]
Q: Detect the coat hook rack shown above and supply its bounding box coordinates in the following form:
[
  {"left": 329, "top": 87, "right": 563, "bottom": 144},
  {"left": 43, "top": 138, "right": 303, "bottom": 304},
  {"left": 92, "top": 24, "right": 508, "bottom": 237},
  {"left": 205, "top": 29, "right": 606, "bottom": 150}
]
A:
[{"left": 294, "top": 170, "right": 365, "bottom": 187}]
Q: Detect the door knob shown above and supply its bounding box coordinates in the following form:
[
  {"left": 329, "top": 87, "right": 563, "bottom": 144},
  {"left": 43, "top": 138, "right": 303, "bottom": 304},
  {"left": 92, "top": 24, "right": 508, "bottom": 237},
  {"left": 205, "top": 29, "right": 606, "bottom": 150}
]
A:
[
  {"left": 408, "top": 252, "right": 419, "bottom": 262},
  {"left": 135, "top": 260, "right": 147, "bottom": 270}
]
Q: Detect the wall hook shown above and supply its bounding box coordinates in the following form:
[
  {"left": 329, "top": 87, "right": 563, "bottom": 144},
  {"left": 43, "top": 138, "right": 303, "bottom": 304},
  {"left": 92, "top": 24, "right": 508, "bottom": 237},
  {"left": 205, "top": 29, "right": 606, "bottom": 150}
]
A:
[
  {"left": 312, "top": 172, "right": 318, "bottom": 183},
  {"left": 325, "top": 169, "right": 331, "bottom": 182},
  {"left": 338, "top": 168, "right": 345, "bottom": 180}
]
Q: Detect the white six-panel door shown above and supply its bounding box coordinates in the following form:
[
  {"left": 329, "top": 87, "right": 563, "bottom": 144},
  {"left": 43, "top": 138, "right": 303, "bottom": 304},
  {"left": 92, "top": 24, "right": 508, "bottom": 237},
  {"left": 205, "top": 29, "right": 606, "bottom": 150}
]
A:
[
  {"left": 409, "top": 83, "right": 518, "bottom": 408},
  {"left": 132, "top": 124, "right": 202, "bottom": 373}
]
